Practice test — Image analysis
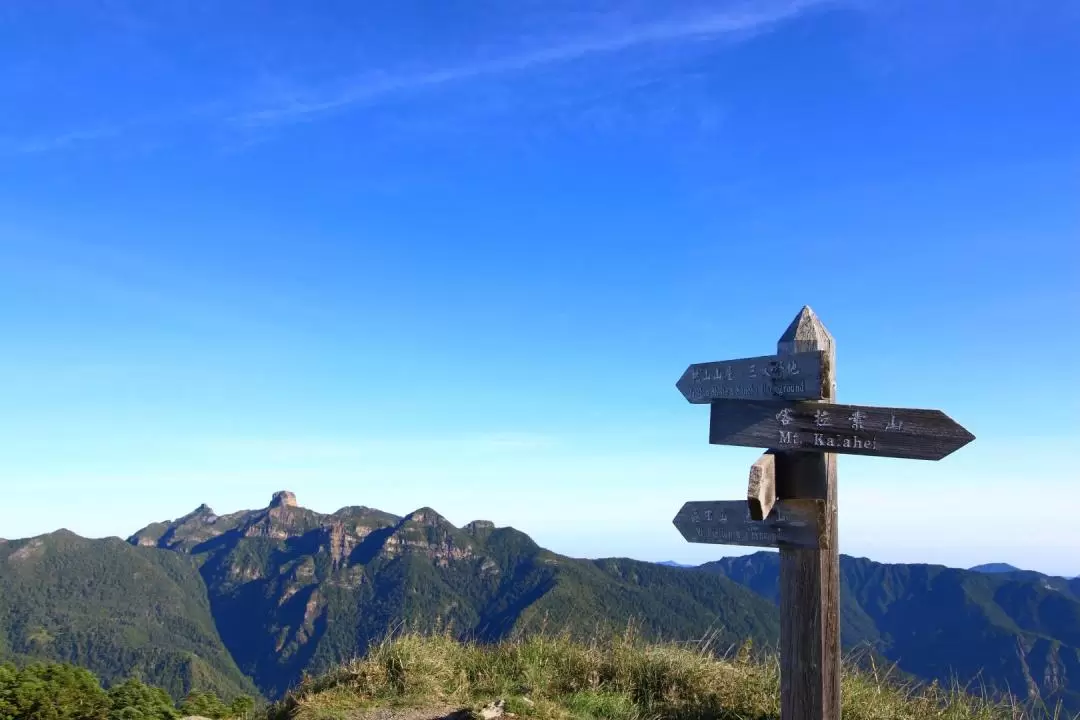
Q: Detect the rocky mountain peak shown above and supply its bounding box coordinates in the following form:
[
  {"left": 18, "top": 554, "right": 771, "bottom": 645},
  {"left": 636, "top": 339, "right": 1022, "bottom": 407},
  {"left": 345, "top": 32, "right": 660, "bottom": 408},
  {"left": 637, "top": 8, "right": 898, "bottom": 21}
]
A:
[
  {"left": 193, "top": 503, "right": 216, "bottom": 517},
  {"left": 404, "top": 507, "right": 445, "bottom": 526},
  {"left": 269, "top": 491, "right": 298, "bottom": 509},
  {"left": 464, "top": 520, "right": 496, "bottom": 539}
]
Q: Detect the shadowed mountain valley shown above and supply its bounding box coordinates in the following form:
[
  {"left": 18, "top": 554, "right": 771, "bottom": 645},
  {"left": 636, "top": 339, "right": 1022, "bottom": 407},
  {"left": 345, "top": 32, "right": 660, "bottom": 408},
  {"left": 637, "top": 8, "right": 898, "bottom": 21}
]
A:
[{"left": 701, "top": 552, "right": 1080, "bottom": 713}]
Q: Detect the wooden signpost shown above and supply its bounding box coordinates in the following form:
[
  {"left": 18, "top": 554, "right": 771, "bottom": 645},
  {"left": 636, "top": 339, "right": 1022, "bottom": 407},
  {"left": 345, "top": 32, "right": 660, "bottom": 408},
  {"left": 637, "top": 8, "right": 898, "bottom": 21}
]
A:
[
  {"left": 673, "top": 499, "right": 826, "bottom": 549},
  {"left": 747, "top": 452, "right": 777, "bottom": 521},
  {"left": 670, "top": 306, "right": 974, "bottom": 720},
  {"left": 676, "top": 351, "right": 826, "bottom": 403},
  {"left": 709, "top": 399, "right": 974, "bottom": 461}
]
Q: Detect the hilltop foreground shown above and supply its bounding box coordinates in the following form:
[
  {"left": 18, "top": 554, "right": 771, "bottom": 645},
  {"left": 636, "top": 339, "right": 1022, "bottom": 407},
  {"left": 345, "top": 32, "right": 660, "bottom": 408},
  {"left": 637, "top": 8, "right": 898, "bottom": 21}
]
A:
[
  {"left": 2, "top": 491, "right": 1079, "bottom": 712},
  {"left": 269, "top": 631, "right": 1025, "bottom": 720},
  {"left": 0, "top": 631, "right": 1041, "bottom": 720}
]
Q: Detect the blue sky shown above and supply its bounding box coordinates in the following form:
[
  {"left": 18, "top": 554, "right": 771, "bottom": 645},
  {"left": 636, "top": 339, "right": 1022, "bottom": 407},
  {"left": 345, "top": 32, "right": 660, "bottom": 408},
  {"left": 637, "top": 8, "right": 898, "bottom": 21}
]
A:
[{"left": 1, "top": 0, "right": 1078, "bottom": 576}]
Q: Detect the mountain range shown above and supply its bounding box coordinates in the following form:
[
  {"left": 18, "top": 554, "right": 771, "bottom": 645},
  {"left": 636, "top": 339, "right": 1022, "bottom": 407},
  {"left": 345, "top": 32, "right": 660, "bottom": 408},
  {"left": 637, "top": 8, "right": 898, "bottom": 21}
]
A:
[
  {"left": 970, "top": 563, "right": 1026, "bottom": 574},
  {"left": 702, "top": 553, "right": 1080, "bottom": 713},
  {"left": 1, "top": 491, "right": 1077, "bottom": 713},
  {"left": 0, "top": 528, "right": 258, "bottom": 701}
]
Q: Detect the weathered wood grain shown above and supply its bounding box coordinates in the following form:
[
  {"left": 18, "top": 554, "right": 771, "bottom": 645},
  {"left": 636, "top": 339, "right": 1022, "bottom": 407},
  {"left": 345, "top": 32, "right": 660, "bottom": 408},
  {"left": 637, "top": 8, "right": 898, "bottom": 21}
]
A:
[
  {"left": 671, "top": 306, "right": 977, "bottom": 719},
  {"left": 675, "top": 351, "right": 825, "bottom": 403},
  {"left": 747, "top": 452, "right": 777, "bottom": 521},
  {"left": 776, "top": 306, "right": 840, "bottom": 720},
  {"left": 709, "top": 399, "right": 975, "bottom": 461},
  {"left": 672, "top": 499, "right": 825, "bottom": 549}
]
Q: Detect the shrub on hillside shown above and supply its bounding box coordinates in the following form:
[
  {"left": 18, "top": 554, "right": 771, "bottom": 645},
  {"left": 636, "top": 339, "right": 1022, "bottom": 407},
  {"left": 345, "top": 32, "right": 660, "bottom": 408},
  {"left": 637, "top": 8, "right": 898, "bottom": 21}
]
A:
[
  {"left": 179, "top": 690, "right": 228, "bottom": 719},
  {"left": 0, "top": 662, "right": 254, "bottom": 720},
  {"left": 106, "top": 678, "right": 181, "bottom": 720},
  {"left": 0, "top": 662, "right": 110, "bottom": 720}
]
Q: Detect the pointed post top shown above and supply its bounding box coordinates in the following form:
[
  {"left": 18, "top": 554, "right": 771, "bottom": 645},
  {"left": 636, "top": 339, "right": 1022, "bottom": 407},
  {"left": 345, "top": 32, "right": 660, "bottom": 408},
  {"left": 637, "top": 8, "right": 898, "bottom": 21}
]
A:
[
  {"left": 778, "top": 306, "right": 835, "bottom": 402},
  {"left": 777, "top": 306, "right": 834, "bottom": 356}
]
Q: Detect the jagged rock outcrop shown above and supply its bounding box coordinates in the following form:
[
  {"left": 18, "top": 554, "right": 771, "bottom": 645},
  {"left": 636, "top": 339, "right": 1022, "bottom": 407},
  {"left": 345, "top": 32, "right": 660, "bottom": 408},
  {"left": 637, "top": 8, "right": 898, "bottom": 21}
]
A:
[
  {"left": 123, "top": 492, "right": 781, "bottom": 700},
  {"left": 465, "top": 520, "right": 496, "bottom": 541},
  {"left": 269, "top": 491, "right": 297, "bottom": 508},
  {"left": 123, "top": 494, "right": 506, "bottom": 696}
]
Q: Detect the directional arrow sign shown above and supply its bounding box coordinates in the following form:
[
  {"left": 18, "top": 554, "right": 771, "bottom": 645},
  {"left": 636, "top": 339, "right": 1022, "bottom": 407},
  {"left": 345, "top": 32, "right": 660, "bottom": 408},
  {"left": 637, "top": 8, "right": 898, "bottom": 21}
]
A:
[
  {"left": 672, "top": 499, "right": 825, "bottom": 549},
  {"left": 709, "top": 399, "right": 975, "bottom": 461},
  {"left": 676, "top": 351, "right": 825, "bottom": 403}
]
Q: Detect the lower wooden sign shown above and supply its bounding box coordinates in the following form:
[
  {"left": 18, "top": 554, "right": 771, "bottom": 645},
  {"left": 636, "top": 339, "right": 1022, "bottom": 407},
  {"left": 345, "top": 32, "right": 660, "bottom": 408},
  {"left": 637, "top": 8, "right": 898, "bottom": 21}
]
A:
[{"left": 672, "top": 499, "right": 826, "bottom": 549}]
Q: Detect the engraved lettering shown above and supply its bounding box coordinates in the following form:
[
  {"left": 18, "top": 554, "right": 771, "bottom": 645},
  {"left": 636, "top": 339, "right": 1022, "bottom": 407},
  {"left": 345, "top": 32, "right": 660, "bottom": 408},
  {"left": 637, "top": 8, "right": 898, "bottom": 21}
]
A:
[
  {"left": 678, "top": 501, "right": 825, "bottom": 549},
  {"left": 849, "top": 410, "right": 867, "bottom": 430},
  {"left": 810, "top": 433, "right": 877, "bottom": 450},
  {"left": 681, "top": 354, "right": 823, "bottom": 402},
  {"left": 779, "top": 430, "right": 796, "bottom": 444},
  {"left": 884, "top": 414, "right": 904, "bottom": 432},
  {"left": 690, "top": 380, "right": 811, "bottom": 402},
  {"left": 770, "top": 382, "right": 806, "bottom": 397},
  {"left": 814, "top": 409, "right": 831, "bottom": 427},
  {"left": 776, "top": 408, "right": 794, "bottom": 426}
]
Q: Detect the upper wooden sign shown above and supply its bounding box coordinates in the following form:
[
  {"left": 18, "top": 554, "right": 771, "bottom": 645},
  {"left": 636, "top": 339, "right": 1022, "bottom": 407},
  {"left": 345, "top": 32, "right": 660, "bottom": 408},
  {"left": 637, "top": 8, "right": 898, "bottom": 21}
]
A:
[
  {"left": 709, "top": 399, "right": 975, "bottom": 461},
  {"left": 676, "top": 351, "right": 825, "bottom": 403},
  {"left": 672, "top": 499, "right": 825, "bottom": 549}
]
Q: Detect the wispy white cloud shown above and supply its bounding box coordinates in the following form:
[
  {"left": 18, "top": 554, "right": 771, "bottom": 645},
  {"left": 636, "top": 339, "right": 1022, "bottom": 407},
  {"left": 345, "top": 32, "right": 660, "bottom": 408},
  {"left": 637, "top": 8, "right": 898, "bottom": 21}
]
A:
[
  {"left": 1, "top": 0, "right": 838, "bottom": 155},
  {"left": 0, "top": 124, "right": 127, "bottom": 155},
  {"left": 234, "top": 0, "right": 837, "bottom": 128}
]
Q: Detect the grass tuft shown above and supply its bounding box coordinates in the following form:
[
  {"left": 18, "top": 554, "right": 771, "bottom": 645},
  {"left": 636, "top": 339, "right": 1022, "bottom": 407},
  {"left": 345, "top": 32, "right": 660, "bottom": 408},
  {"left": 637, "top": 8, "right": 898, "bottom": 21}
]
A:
[{"left": 268, "top": 627, "right": 1068, "bottom": 720}]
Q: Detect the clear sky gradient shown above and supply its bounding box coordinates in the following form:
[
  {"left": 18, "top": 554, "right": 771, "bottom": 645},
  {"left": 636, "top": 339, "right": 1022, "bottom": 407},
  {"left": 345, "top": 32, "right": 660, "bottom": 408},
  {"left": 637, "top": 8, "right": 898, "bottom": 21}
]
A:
[{"left": 1, "top": 0, "right": 1078, "bottom": 576}]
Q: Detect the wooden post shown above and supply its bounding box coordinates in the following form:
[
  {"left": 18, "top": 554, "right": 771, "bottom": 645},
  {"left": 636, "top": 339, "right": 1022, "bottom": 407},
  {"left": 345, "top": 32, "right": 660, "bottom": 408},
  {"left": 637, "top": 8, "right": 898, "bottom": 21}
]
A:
[
  {"left": 776, "top": 306, "right": 840, "bottom": 720},
  {"left": 747, "top": 452, "right": 777, "bottom": 522},
  {"left": 674, "top": 306, "right": 973, "bottom": 717}
]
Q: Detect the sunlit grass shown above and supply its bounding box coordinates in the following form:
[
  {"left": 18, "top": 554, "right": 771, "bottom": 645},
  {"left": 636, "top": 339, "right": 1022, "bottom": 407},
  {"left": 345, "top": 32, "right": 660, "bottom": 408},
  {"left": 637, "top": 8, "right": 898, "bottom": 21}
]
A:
[{"left": 267, "top": 625, "right": 1069, "bottom": 720}]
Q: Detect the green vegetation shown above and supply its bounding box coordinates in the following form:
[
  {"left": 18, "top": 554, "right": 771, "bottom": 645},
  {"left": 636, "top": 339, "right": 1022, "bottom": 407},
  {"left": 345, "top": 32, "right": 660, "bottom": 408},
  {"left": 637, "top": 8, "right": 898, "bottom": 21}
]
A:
[
  {"left": 0, "top": 661, "right": 255, "bottom": 720},
  {"left": 270, "top": 630, "right": 1042, "bottom": 720},
  {"left": 0, "top": 530, "right": 259, "bottom": 703},
  {"left": 6, "top": 495, "right": 1080, "bottom": 712},
  {"left": 170, "top": 504, "right": 780, "bottom": 698},
  {"left": 702, "top": 552, "right": 1080, "bottom": 714}
]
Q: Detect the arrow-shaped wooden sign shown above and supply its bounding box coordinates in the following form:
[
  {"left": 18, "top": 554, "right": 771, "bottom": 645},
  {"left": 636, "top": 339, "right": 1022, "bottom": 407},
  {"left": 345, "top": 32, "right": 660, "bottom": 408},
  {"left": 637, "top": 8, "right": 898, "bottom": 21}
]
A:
[
  {"left": 709, "top": 399, "right": 975, "bottom": 461},
  {"left": 676, "top": 351, "right": 826, "bottom": 403},
  {"left": 672, "top": 499, "right": 825, "bottom": 549}
]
